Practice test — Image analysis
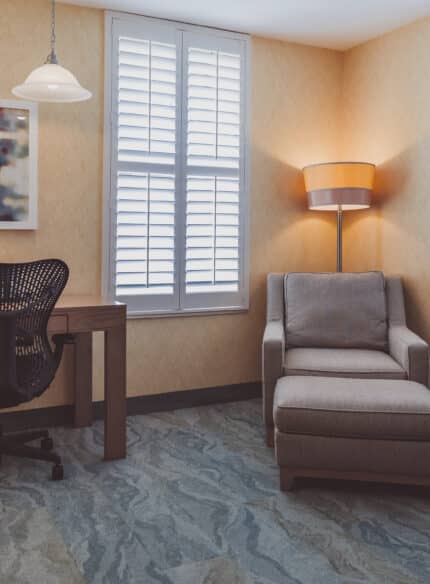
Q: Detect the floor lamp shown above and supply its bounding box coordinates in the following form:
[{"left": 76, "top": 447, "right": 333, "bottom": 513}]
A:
[{"left": 303, "top": 162, "right": 375, "bottom": 272}]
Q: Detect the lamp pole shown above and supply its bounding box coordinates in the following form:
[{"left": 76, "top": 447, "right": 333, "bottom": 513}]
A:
[{"left": 337, "top": 205, "right": 342, "bottom": 272}]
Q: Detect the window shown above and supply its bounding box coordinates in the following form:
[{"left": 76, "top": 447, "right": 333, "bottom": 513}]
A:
[{"left": 104, "top": 13, "right": 249, "bottom": 316}]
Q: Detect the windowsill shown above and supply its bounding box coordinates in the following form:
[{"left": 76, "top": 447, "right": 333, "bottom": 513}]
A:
[{"left": 126, "top": 305, "right": 249, "bottom": 319}]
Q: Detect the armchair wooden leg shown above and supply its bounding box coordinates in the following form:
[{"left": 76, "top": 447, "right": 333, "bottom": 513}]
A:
[
  {"left": 266, "top": 427, "right": 274, "bottom": 448},
  {"left": 280, "top": 468, "right": 295, "bottom": 491}
]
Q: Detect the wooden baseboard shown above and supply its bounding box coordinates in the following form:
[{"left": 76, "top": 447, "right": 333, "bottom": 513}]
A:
[{"left": 0, "top": 381, "right": 261, "bottom": 433}]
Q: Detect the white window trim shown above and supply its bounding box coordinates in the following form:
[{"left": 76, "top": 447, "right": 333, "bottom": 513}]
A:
[{"left": 103, "top": 11, "right": 250, "bottom": 318}]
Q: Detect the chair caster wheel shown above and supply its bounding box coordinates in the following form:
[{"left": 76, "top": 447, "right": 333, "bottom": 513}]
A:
[
  {"left": 41, "top": 437, "right": 54, "bottom": 451},
  {"left": 52, "top": 464, "right": 64, "bottom": 481}
]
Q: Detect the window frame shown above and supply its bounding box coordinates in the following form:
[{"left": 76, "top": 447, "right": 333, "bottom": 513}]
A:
[{"left": 103, "top": 11, "right": 250, "bottom": 318}]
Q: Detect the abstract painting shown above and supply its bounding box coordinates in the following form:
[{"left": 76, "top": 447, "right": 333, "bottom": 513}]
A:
[{"left": 0, "top": 100, "right": 38, "bottom": 229}]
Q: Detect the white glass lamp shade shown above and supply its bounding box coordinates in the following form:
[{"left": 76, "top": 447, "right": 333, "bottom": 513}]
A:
[{"left": 12, "top": 64, "right": 92, "bottom": 103}]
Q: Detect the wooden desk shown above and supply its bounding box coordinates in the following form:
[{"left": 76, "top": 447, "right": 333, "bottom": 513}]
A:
[{"left": 48, "top": 296, "right": 127, "bottom": 461}]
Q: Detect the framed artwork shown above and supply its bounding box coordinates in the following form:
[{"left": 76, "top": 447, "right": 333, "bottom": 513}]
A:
[{"left": 0, "top": 100, "right": 38, "bottom": 229}]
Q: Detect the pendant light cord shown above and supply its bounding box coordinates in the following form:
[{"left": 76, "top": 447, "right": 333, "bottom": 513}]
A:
[{"left": 46, "top": 0, "right": 58, "bottom": 64}]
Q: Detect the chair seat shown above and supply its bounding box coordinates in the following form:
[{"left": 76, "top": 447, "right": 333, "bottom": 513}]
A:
[
  {"left": 284, "top": 348, "right": 406, "bottom": 380},
  {"left": 274, "top": 376, "right": 430, "bottom": 440}
]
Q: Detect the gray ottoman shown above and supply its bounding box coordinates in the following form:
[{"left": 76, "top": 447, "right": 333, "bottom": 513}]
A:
[{"left": 274, "top": 376, "right": 430, "bottom": 490}]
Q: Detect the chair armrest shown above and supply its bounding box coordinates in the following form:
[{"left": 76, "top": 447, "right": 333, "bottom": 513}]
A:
[
  {"left": 389, "top": 325, "right": 429, "bottom": 386},
  {"left": 262, "top": 320, "right": 285, "bottom": 433}
]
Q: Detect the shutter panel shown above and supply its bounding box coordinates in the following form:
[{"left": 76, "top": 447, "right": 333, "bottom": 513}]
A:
[
  {"left": 115, "top": 172, "right": 175, "bottom": 296},
  {"left": 183, "top": 38, "right": 245, "bottom": 306},
  {"left": 187, "top": 48, "right": 241, "bottom": 168},
  {"left": 118, "top": 38, "right": 176, "bottom": 165},
  {"left": 185, "top": 175, "right": 240, "bottom": 293},
  {"left": 110, "top": 24, "right": 179, "bottom": 311}
]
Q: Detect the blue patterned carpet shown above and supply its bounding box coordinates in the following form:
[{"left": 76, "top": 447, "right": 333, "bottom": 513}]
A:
[{"left": 1, "top": 399, "right": 430, "bottom": 584}]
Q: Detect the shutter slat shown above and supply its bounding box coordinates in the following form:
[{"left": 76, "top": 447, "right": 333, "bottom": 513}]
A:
[{"left": 116, "top": 284, "right": 173, "bottom": 296}]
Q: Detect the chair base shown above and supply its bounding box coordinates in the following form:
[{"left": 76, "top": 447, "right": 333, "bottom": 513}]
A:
[
  {"left": 0, "top": 426, "right": 64, "bottom": 480},
  {"left": 280, "top": 467, "right": 430, "bottom": 492}
]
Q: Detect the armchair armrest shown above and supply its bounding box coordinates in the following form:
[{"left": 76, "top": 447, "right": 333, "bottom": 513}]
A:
[
  {"left": 262, "top": 320, "right": 285, "bottom": 442},
  {"left": 389, "top": 325, "right": 429, "bottom": 386}
]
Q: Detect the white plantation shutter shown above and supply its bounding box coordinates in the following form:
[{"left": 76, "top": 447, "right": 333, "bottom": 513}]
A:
[
  {"left": 182, "top": 33, "right": 245, "bottom": 310},
  {"left": 105, "top": 14, "right": 248, "bottom": 315},
  {"left": 108, "top": 19, "right": 180, "bottom": 313}
]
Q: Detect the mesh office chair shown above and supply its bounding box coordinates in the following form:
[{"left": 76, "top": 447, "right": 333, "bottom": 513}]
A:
[{"left": 0, "top": 259, "right": 69, "bottom": 480}]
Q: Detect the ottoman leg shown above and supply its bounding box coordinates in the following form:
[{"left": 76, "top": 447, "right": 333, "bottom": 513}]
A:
[{"left": 280, "top": 468, "right": 295, "bottom": 491}]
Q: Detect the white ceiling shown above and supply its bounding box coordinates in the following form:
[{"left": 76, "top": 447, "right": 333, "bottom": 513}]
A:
[{"left": 59, "top": 0, "right": 430, "bottom": 50}]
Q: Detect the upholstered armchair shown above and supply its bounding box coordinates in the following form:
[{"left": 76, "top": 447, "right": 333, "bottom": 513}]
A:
[{"left": 262, "top": 272, "right": 429, "bottom": 446}]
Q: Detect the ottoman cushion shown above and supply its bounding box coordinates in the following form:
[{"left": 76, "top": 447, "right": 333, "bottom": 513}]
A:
[{"left": 274, "top": 376, "right": 430, "bottom": 441}]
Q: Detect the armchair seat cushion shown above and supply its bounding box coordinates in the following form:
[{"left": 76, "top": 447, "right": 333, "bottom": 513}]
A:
[
  {"left": 284, "top": 348, "right": 406, "bottom": 380},
  {"left": 274, "top": 376, "right": 430, "bottom": 440}
]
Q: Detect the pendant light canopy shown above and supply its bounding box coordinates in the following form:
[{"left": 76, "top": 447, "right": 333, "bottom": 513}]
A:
[{"left": 12, "top": 0, "right": 91, "bottom": 103}]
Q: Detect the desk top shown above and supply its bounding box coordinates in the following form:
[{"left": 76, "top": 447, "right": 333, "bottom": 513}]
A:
[
  {"left": 54, "top": 295, "right": 125, "bottom": 311},
  {"left": 51, "top": 296, "right": 126, "bottom": 333}
]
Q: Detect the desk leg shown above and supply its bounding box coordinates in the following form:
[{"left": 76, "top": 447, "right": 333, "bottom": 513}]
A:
[
  {"left": 104, "top": 324, "right": 126, "bottom": 460},
  {"left": 74, "top": 332, "right": 93, "bottom": 428}
]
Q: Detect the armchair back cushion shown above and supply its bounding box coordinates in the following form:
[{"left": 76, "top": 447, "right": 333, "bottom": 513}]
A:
[{"left": 285, "top": 272, "right": 388, "bottom": 350}]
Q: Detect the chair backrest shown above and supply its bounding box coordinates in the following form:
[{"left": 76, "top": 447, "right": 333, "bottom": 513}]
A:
[
  {"left": 0, "top": 259, "right": 69, "bottom": 408},
  {"left": 284, "top": 272, "right": 388, "bottom": 350}
]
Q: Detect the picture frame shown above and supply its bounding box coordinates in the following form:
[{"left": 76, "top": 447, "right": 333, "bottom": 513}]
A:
[{"left": 0, "top": 100, "right": 38, "bottom": 230}]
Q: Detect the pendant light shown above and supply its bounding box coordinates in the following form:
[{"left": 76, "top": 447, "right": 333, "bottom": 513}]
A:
[{"left": 12, "top": 0, "right": 92, "bottom": 103}]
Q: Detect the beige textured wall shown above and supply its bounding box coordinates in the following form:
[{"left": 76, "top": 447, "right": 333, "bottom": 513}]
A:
[
  {"left": 0, "top": 0, "right": 104, "bottom": 410},
  {"left": 0, "top": 0, "right": 343, "bottom": 411},
  {"left": 342, "top": 17, "right": 430, "bottom": 340}
]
